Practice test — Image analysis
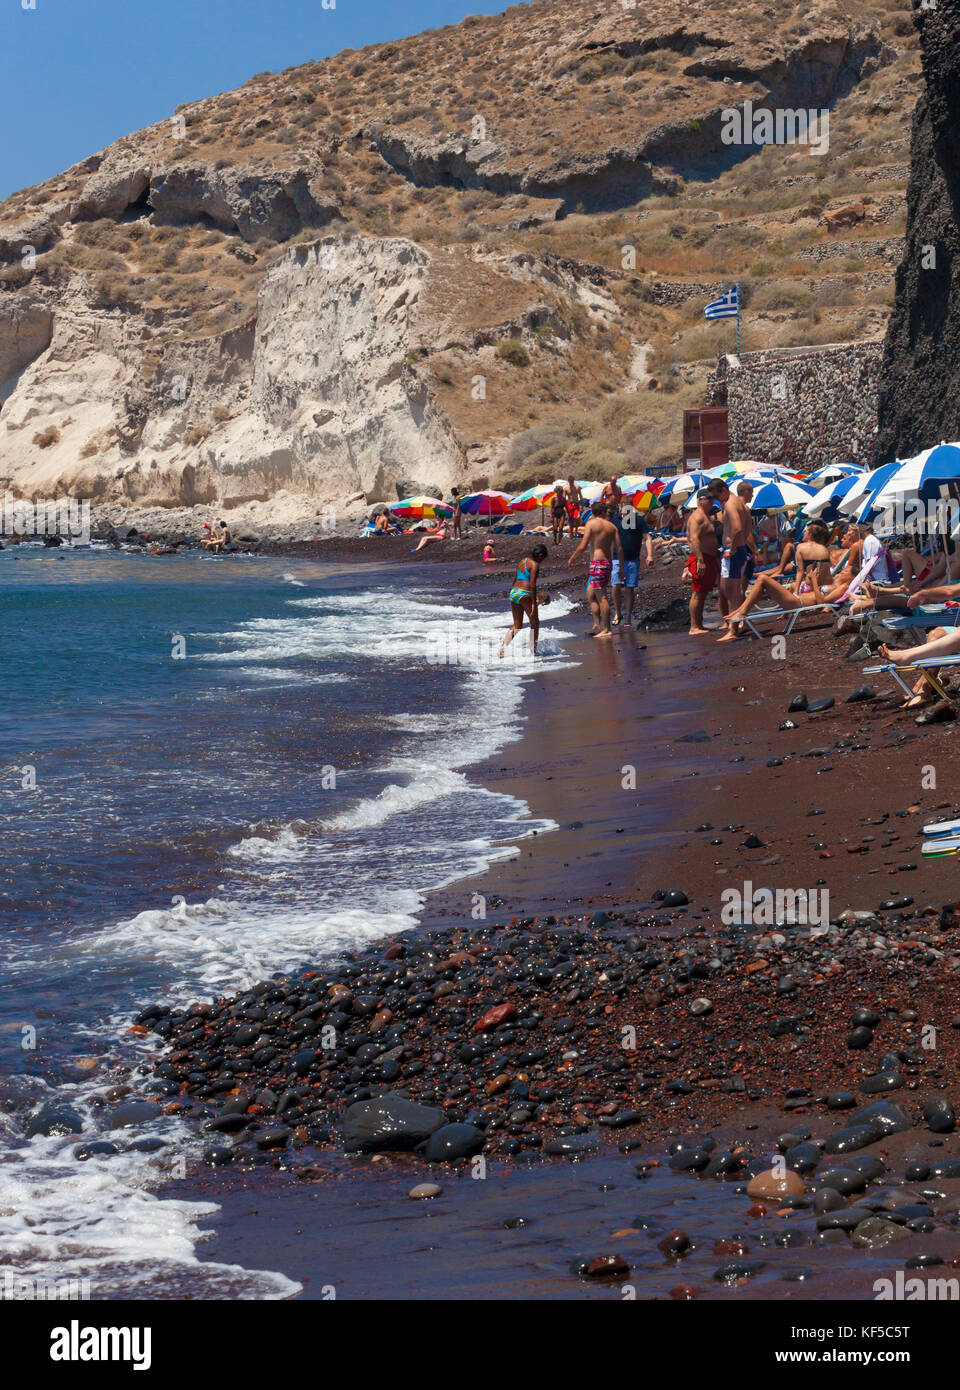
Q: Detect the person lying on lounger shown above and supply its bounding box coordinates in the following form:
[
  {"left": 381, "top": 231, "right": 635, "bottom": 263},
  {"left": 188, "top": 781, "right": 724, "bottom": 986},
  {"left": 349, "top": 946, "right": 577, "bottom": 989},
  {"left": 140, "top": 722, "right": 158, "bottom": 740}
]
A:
[
  {"left": 879, "top": 625, "right": 960, "bottom": 668},
  {"left": 877, "top": 625, "right": 960, "bottom": 709},
  {"left": 718, "top": 523, "right": 849, "bottom": 641}
]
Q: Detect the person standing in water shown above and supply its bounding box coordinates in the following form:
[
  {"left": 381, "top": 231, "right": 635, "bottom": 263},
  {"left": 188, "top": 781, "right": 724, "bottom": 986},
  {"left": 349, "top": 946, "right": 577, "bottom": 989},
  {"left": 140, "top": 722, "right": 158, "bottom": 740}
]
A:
[
  {"left": 499, "top": 543, "right": 549, "bottom": 657},
  {"left": 567, "top": 499, "right": 624, "bottom": 639}
]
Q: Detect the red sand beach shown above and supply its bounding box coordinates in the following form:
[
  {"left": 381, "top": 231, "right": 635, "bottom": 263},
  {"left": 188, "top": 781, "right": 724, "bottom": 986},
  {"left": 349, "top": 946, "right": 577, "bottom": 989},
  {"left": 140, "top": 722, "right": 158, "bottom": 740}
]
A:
[{"left": 155, "top": 539, "right": 960, "bottom": 1301}]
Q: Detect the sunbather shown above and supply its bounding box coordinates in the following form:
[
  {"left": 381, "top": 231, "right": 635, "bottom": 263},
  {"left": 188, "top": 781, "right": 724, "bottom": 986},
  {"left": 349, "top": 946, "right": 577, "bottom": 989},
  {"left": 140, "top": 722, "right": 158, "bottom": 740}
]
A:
[
  {"left": 719, "top": 560, "right": 850, "bottom": 639},
  {"left": 879, "top": 626, "right": 960, "bottom": 667}
]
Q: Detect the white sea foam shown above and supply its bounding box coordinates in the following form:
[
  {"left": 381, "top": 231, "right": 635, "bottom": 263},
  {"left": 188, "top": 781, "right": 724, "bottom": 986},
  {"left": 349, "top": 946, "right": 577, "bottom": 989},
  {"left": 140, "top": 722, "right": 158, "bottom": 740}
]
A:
[{"left": 6, "top": 578, "right": 573, "bottom": 1301}]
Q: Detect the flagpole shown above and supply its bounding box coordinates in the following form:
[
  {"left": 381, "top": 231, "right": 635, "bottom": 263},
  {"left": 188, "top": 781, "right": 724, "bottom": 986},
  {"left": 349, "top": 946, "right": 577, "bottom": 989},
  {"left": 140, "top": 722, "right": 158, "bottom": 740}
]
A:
[{"left": 736, "top": 280, "right": 741, "bottom": 358}]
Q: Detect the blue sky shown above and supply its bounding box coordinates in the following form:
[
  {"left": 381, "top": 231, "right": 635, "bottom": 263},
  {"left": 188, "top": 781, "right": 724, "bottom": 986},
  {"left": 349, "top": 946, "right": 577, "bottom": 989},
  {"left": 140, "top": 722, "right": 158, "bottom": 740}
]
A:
[{"left": 0, "top": 0, "right": 512, "bottom": 200}]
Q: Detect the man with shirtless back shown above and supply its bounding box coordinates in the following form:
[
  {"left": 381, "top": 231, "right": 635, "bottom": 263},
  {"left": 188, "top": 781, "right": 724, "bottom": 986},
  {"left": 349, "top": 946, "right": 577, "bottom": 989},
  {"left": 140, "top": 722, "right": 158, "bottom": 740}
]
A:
[
  {"left": 568, "top": 499, "right": 624, "bottom": 639},
  {"left": 710, "top": 479, "right": 753, "bottom": 639},
  {"left": 686, "top": 488, "right": 720, "bottom": 634}
]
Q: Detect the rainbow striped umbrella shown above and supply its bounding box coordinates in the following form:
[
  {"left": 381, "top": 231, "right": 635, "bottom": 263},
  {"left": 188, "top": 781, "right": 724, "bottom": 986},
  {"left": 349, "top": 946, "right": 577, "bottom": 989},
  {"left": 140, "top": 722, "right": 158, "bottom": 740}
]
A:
[
  {"left": 509, "top": 484, "right": 556, "bottom": 511},
  {"left": 459, "top": 490, "right": 512, "bottom": 516},
  {"left": 389, "top": 495, "right": 454, "bottom": 520}
]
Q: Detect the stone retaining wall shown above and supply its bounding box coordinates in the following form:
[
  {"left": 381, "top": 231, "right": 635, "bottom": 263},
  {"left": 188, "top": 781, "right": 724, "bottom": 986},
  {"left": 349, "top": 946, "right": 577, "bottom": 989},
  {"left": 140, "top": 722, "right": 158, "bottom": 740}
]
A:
[{"left": 707, "top": 341, "right": 883, "bottom": 470}]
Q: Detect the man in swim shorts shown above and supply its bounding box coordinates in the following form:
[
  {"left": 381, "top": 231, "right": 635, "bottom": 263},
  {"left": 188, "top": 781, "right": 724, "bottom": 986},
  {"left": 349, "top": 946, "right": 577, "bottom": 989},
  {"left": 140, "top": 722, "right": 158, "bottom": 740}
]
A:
[
  {"left": 612, "top": 501, "right": 655, "bottom": 627},
  {"left": 567, "top": 499, "right": 624, "bottom": 639},
  {"left": 709, "top": 478, "right": 753, "bottom": 638},
  {"left": 685, "top": 488, "right": 720, "bottom": 634}
]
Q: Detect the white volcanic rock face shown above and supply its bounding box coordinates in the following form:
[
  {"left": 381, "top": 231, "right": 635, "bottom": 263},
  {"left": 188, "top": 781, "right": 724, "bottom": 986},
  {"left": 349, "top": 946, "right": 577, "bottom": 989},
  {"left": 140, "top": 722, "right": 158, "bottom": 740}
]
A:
[{"left": 0, "top": 235, "right": 464, "bottom": 511}]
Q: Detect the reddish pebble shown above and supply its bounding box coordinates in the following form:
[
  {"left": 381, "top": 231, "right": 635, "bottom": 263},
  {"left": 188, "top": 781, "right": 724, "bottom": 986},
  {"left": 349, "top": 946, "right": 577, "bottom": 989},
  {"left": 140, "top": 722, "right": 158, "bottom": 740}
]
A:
[
  {"left": 670, "top": 1284, "right": 699, "bottom": 1300},
  {"left": 473, "top": 1001, "right": 516, "bottom": 1033}
]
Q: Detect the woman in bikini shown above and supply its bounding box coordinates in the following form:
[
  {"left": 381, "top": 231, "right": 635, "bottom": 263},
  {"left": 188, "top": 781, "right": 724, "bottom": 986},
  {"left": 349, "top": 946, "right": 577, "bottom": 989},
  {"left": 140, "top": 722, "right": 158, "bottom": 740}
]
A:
[
  {"left": 720, "top": 523, "right": 847, "bottom": 635},
  {"left": 499, "top": 543, "right": 549, "bottom": 657},
  {"left": 551, "top": 485, "right": 567, "bottom": 546}
]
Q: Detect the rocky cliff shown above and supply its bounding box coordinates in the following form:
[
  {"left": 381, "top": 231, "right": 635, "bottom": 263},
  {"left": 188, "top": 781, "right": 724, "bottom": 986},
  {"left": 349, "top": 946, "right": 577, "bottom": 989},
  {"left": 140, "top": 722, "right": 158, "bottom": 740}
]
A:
[
  {"left": 0, "top": 0, "right": 921, "bottom": 519},
  {"left": 875, "top": 0, "right": 960, "bottom": 462}
]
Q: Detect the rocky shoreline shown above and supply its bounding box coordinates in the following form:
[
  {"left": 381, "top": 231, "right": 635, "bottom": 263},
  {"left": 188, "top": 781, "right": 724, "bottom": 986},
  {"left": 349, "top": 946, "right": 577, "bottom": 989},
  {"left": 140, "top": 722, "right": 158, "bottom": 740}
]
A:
[{"left": 128, "top": 892, "right": 960, "bottom": 1290}]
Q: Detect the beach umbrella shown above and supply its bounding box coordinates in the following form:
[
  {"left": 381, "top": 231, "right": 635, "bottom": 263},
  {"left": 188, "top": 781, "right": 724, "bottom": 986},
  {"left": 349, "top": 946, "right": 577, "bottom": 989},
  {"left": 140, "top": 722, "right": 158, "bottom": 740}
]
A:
[
  {"left": 658, "top": 471, "right": 713, "bottom": 505},
  {"left": 837, "top": 461, "right": 903, "bottom": 518},
  {"left": 509, "top": 484, "right": 556, "bottom": 511},
  {"left": 389, "top": 495, "right": 454, "bottom": 520},
  {"left": 804, "top": 461, "right": 866, "bottom": 487},
  {"left": 744, "top": 477, "right": 817, "bottom": 512},
  {"left": 735, "top": 465, "right": 805, "bottom": 484},
  {"left": 617, "top": 473, "right": 656, "bottom": 493},
  {"left": 869, "top": 444, "right": 960, "bottom": 507},
  {"left": 702, "top": 460, "right": 741, "bottom": 480},
  {"left": 629, "top": 489, "right": 663, "bottom": 512},
  {"left": 459, "top": 490, "right": 512, "bottom": 516},
  {"left": 803, "top": 473, "right": 860, "bottom": 522}
]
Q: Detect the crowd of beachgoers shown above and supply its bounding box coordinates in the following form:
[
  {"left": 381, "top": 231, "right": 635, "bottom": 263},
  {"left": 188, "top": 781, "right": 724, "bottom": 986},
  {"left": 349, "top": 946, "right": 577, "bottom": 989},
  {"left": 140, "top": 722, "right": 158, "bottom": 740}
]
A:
[{"left": 371, "top": 455, "right": 960, "bottom": 715}]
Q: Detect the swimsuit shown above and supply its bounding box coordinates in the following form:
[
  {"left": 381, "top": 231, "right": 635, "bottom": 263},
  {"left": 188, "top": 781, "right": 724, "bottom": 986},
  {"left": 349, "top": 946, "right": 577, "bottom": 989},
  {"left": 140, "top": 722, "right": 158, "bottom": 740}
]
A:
[
  {"left": 722, "top": 545, "right": 751, "bottom": 580},
  {"left": 509, "top": 561, "right": 534, "bottom": 607},
  {"left": 686, "top": 553, "right": 719, "bottom": 593},
  {"left": 588, "top": 557, "right": 612, "bottom": 588}
]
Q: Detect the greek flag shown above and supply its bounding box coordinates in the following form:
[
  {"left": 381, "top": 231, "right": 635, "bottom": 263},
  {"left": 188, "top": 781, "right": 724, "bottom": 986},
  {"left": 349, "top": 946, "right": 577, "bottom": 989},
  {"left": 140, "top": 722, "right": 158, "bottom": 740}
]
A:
[{"left": 704, "top": 285, "right": 739, "bottom": 321}]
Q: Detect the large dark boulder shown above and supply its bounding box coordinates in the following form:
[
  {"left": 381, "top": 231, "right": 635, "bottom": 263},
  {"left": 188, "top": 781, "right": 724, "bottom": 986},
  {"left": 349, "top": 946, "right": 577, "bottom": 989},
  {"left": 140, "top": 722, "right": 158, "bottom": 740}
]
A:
[
  {"left": 875, "top": 1, "right": 960, "bottom": 462},
  {"left": 342, "top": 1094, "right": 444, "bottom": 1153}
]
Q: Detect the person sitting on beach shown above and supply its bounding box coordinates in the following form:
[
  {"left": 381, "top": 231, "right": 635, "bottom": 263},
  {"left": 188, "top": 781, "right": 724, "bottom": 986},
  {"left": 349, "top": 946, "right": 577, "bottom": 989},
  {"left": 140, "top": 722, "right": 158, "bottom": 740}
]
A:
[
  {"left": 719, "top": 523, "right": 848, "bottom": 639},
  {"left": 567, "top": 499, "right": 624, "bottom": 639},
  {"left": 858, "top": 537, "right": 957, "bottom": 611},
  {"left": 499, "top": 543, "right": 549, "bottom": 657},
  {"left": 551, "top": 485, "right": 567, "bottom": 546},
  {"left": 374, "top": 511, "right": 392, "bottom": 534},
  {"left": 685, "top": 489, "right": 720, "bottom": 635},
  {"left": 756, "top": 510, "right": 779, "bottom": 566},
  {"left": 483, "top": 541, "right": 497, "bottom": 563},
  {"left": 205, "top": 521, "right": 229, "bottom": 554},
  {"left": 199, "top": 523, "right": 218, "bottom": 550},
  {"left": 659, "top": 502, "right": 683, "bottom": 535},
  {"left": 411, "top": 521, "right": 450, "bottom": 553},
  {"left": 792, "top": 521, "right": 834, "bottom": 595}
]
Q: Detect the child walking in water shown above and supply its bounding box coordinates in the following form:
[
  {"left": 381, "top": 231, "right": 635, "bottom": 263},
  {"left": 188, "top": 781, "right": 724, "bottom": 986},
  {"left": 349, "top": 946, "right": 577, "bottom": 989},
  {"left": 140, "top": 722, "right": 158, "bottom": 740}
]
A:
[{"left": 499, "top": 543, "right": 549, "bottom": 657}]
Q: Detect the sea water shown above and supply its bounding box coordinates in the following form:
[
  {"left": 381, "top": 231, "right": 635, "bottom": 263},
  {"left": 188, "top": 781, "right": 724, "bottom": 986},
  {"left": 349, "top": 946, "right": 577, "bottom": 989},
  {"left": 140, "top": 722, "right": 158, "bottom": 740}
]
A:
[{"left": 0, "top": 545, "right": 574, "bottom": 1298}]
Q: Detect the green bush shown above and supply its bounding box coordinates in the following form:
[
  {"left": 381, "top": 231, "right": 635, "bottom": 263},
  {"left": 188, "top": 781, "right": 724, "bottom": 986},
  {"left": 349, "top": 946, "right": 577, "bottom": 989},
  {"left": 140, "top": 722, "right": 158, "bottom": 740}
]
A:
[{"left": 496, "top": 338, "right": 530, "bottom": 367}]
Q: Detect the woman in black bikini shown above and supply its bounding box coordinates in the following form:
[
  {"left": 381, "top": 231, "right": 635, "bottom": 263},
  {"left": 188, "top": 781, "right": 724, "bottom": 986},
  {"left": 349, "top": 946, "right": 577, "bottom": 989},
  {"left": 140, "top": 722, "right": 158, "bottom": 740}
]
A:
[
  {"left": 499, "top": 543, "right": 549, "bottom": 657},
  {"left": 551, "top": 485, "right": 567, "bottom": 546}
]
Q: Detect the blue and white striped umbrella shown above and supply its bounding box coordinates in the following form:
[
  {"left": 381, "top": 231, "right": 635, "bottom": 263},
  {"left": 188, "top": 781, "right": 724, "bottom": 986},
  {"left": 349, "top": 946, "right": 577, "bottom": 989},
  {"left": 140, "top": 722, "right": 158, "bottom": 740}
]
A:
[
  {"left": 804, "top": 473, "right": 860, "bottom": 521},
  {"left": 869, "top": 444, "right": 960, "bottom": 508},
  {"left": 745, "top": 477, "right": 817, "bottom": 512},
  {"left": 657, "top": 471, "right": 714, "bottom": 505},
  {"left": 839, "top": 462, "right": 907, "bottom": 524},
  {"left": 805, "top": 461, "right": 866, "bottom": 488}
]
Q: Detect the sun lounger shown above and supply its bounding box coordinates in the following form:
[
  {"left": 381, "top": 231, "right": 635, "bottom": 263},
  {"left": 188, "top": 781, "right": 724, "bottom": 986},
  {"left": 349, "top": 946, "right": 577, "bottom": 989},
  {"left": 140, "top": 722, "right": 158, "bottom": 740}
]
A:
[
  {"left": 882, "top": 604, "right": 960, "bottom": 631},
  {"left": 740, "top": 555, "right": 878, "bottom": 638},
  {"left": 862, "top": 652, "right": 960, "bottom": 703}
]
